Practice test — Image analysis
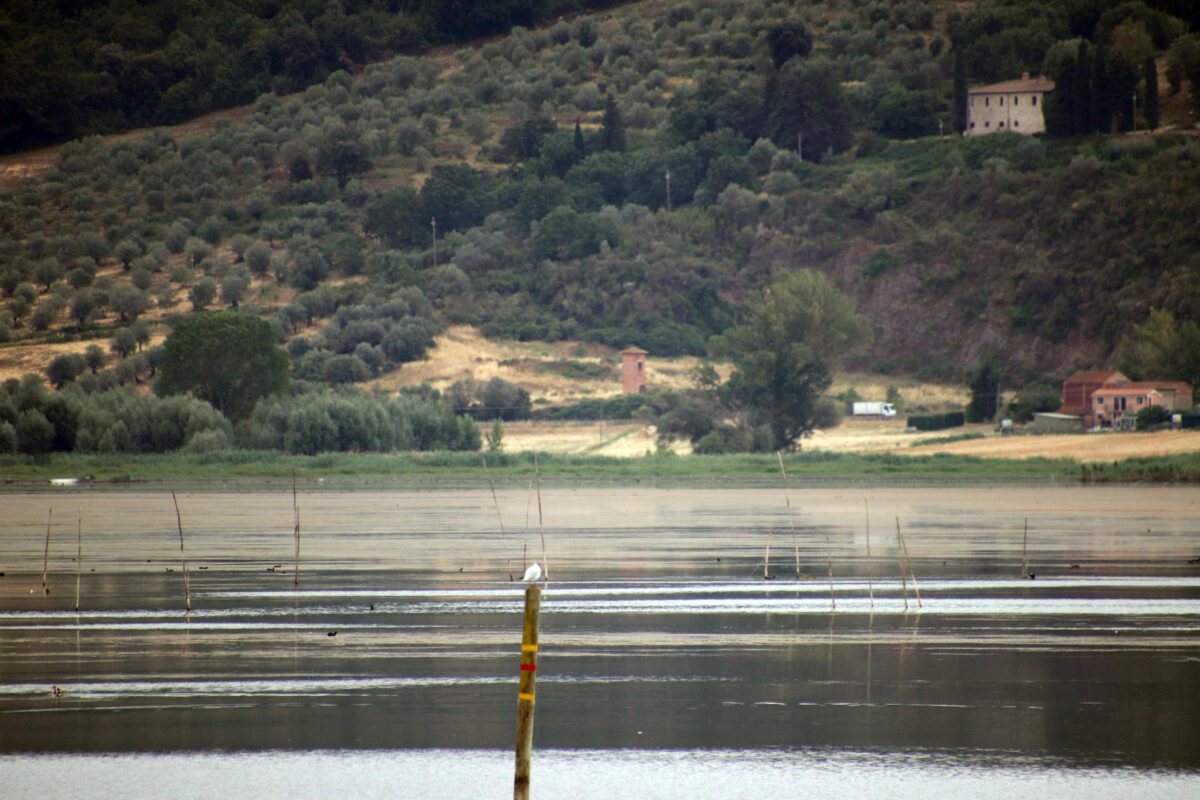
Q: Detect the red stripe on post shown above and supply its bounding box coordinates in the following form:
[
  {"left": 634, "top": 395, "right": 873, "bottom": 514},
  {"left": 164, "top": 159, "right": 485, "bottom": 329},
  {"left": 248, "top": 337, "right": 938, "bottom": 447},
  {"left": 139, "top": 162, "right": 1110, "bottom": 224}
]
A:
[{"left": 520, "top": 664, "right": 537, "bottom": 671}]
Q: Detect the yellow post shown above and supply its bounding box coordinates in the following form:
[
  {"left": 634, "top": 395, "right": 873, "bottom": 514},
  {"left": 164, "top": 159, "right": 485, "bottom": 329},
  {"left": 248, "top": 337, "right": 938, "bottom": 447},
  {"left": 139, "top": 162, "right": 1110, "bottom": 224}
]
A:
[{"left": 514, "top": 583, "right": 542, "bottom": 800}]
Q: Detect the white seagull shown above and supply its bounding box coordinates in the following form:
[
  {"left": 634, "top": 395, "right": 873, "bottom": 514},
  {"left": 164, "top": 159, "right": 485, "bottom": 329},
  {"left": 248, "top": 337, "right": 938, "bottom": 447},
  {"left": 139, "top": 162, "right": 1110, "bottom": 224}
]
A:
[{"left": 521, "top": 562, "right": 543, "bottom": 583}]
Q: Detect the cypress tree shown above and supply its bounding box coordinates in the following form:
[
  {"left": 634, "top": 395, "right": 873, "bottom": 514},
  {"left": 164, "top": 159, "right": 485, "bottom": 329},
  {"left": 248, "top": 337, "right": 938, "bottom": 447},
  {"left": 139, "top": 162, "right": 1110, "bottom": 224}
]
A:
[
  {"left": 600, "top": 94, "right": 625, "bottom": 152},
  {"left": 1144, "top": 56, "right": 1160, "bottom": 130},
  {"left": 953, "top": 49, "right": 969, "bottom": 135}
]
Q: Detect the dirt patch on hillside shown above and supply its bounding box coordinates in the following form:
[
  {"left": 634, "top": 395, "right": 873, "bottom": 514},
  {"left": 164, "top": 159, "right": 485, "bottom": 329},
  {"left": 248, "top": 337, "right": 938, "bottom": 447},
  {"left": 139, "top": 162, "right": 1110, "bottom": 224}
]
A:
[{"left": 369, "top": 325, "right": 710, "bottom": 404}]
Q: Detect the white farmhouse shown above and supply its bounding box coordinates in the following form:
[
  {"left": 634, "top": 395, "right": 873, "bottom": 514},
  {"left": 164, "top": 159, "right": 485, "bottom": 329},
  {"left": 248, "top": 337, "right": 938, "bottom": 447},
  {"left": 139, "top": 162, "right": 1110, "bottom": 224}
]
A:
[{"left": 966, "top": 73, "right": 1055, "bottom": 136}]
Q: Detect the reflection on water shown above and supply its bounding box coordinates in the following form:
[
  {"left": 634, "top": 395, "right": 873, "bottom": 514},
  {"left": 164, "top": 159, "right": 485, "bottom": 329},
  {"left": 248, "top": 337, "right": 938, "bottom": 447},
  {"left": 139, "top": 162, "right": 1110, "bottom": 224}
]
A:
[
  {"left": 1, "top": 486, "right": 1199, "bottom": 797},
  {"left": 3, "top": 748, "right": 1199, "bottom": 800}
]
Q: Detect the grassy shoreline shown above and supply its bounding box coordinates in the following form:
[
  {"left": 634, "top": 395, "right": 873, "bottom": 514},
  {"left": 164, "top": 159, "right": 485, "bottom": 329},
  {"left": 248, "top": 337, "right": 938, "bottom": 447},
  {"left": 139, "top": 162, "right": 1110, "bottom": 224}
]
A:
[{"left": 2, "top": 449, "right": 1197, "bottom": 487}]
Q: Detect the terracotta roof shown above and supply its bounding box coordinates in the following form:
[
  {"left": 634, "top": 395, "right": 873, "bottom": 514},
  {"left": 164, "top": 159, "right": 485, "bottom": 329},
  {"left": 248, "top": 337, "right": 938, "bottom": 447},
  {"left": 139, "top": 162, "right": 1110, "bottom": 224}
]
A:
[
  {"left": 1063, "top": 369, "right": 1124, "bottom": 384},
  {"left": 1093, "top": 384, "right": 1164, "bottom": 397},
  {"left": 620, "top": 347, "right": 648, "bottom": 354},
  {"left": 970, "top": 75, "right": 1055, "bottom": 95}
]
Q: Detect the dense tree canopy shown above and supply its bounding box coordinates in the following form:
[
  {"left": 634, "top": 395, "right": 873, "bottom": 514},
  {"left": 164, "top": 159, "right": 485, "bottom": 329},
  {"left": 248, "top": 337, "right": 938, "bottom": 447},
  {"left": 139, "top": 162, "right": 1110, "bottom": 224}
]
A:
[
  {"left": 714, "top": 270, "right": 871, "bottom": 449},
  {"left": 156, "top": 312, "right": 289, "bottom": 420}
]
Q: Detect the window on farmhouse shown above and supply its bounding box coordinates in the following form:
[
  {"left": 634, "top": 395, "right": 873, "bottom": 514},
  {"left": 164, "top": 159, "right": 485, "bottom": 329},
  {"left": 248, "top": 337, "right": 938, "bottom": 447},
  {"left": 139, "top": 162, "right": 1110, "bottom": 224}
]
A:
[
  {"left": 1032, "top": 96, "right": 1038, "bottom": 106},
  {"left": 999, "top": 97, "right": 1004, "bottom": 105}
]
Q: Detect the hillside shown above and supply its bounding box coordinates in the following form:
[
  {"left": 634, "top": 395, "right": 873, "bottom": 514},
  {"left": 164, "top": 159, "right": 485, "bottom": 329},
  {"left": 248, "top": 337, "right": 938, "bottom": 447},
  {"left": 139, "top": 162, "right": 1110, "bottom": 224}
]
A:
[{"left": 1, "top": 0, "right": 1199, "bottom": 460}]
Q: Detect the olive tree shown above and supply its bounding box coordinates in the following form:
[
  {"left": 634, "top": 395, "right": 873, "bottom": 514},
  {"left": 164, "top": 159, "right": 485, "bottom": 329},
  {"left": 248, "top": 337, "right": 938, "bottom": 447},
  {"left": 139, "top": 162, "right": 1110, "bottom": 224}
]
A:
[
  {"left": 156, "top": 312, "right": 289, "bottom": 420},
  {"left": 713, "top": 270, "right": 871, "bottom": 449}
]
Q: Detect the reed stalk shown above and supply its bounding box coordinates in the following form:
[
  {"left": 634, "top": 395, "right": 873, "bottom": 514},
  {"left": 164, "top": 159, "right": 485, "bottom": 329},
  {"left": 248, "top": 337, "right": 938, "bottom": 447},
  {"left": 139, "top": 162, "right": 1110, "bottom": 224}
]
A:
[
  {"left": 764, "top": 522, "right": 773, "bottom": 579},
  {"left": 171, "top": 490, "right": 190, "bottom": 613},
  {"left": 1021, "top": 517, "right": 1029, "bottom": 578},
  {"left": 898, "top": 522, "right": 922, "bottom": 609},
  {"left": 533, "top": 454, "right": 548, "bottom": 583},
  {"left": 73, "top": 514, "right": 81, "bottom": 612},
  {"left": 292, "top": 469, "right": 300, "bottom": 589},
  {"left": 41, "top": 509, "right": 51, "bottom": 596},
  {"left": 864, "top": 498, "right": 874, "bottom": 609},
  {"left": 484, "top": 458, "right": 514, "bottom": 580},
  {"left": 777, "top": 453, "right": 800, "bottom": 581}
]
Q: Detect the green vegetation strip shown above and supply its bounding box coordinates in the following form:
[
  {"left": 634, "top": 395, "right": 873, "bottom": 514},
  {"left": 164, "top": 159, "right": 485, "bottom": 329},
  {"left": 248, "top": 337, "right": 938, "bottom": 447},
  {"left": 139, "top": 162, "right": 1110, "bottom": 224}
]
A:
[{"left": 5, "top": 450, "right": 1195, "bottom": 486}]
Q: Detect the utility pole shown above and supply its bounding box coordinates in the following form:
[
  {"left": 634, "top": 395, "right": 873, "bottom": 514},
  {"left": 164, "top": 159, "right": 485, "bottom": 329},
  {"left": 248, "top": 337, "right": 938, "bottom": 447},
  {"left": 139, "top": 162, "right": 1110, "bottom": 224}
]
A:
[
  {"left": 664, "top": 170, "right": 672, "bottom": 213},
  {"left": 431, "top": 217, "right": 437, "bottom": 268},
  {"left": 797, "top": 131, "right": 803, "bottom": 161}
]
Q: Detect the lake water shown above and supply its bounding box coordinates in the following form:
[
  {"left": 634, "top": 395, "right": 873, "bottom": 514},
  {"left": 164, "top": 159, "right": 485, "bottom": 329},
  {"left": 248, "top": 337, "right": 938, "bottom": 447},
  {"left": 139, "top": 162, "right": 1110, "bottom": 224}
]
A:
[{"left": 1, "top": 484, "right": 1198, "bottom": 798}]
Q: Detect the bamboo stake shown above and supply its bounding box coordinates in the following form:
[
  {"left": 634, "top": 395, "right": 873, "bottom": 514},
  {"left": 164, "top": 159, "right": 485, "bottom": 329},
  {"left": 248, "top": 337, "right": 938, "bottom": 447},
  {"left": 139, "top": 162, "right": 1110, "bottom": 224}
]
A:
[
  {"left": 533, "top": 455, "right": 548, "bottom": 583},
  {"left": 764, "top": 522, "right": 773, "bottom": 580},
  {"left": 484, "top": 458, "right": 514, "bottom": 580},
  {"left": 898, "top": 523, "right": 922, "bottom": 609},
  {"left": 292, "top": 469, "right": 301, "bottom": 589},
  {"left": 777, "top": 453, "right": 800, "bottom": 581},
  {"left": 41, "top": 509, "right": 51, "bottom": 595},
  {"left": 824, "top": 526, "right": 836, "bottom": 611},
  {"left": 864, "top": 498, "right": 874, "bottom": 609},
  {"left": 896, "top": 517, "right": 908, "bottom": 612},
  {"left": 1021, "top": 517, "right": 1029, "bottom": 578},
  {"left": 73, "top": 513, "right": 82, "bottom": 612},
  {"left": 513, "top": 583, "right": 542, "bottom": 800},
  {"left": 171, "top": 490, "right": 190, "bottom": 614}
]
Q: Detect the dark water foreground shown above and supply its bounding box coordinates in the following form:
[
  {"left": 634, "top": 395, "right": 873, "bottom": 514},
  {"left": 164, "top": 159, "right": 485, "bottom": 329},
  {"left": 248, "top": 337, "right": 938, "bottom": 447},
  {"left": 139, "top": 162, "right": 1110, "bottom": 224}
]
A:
[{"left": 1, "top": 485, "right": 1198, "bottom": 798}]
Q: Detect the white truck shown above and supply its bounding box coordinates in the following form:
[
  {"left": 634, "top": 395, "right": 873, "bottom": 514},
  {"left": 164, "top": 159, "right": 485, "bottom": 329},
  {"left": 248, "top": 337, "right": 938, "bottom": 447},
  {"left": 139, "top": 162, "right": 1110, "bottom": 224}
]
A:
[{"left": 852, "top": 402, "right": 897, "bottom": 418}]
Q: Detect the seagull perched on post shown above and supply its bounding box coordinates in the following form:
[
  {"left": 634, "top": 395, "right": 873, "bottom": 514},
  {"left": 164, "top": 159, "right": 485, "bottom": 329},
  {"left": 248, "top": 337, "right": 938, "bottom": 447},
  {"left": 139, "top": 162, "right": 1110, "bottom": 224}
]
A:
[{"left": 522, "top": 562, "right": 543, "bottom": 583}]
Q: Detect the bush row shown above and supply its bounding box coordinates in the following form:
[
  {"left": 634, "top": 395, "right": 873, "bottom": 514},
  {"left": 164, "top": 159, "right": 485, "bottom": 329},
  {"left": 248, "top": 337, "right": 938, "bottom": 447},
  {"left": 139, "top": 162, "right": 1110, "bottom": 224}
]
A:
[{"left": 906, "top": 411, "right": 965, "bottom": 431}]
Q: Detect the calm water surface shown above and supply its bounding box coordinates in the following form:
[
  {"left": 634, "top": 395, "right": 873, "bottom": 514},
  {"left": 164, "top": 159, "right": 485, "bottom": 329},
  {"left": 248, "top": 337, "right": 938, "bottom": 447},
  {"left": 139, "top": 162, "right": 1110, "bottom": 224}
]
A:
[{"left": 1, "top": 484, "right": 1198, "bottom": 798}]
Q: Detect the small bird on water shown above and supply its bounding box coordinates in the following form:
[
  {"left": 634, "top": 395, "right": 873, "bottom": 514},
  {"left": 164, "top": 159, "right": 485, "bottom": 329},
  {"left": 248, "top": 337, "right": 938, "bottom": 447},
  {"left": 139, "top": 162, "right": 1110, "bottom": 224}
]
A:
[{"left": 522, "top": 562, "right": 543, "bottom": 583}]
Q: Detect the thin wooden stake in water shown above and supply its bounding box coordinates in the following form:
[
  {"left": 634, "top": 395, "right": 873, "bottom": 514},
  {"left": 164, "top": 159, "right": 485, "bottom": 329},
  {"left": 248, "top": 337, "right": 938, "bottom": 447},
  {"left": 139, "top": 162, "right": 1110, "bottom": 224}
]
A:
[
  {"left": 864, "top": 499, "right": 874, "bottom": 609},
  {"left": 1021, "top": 517, "right": 1029, "bottom": 578},
  {"left": 764, "top": 522, "right": 773, "bottom": 580},
  {"left": 896, "top": 517, "right": 908, "bottom": 612},
  {"left": 533, "top": 455, "right": 548, "bottom": 583},
  {"left": 514, "top": 583, "right": 542, "bottom": 800},
  {"left": 484, "top": 458, "right": 514, "bottom": 580},
  {"left": 292, "top": 469, "right": 301, "bottom": 589},
  {"left": 898, "top": 524, "right": 922, "bottom": 609},
  {"left": 171, "top": 490, "right": 190, "bottom": 614},
  {"left": 74, "top": 514, "right": 82, "bottom": 612},
  {"left": 777, "top": 453, "right": 800, "bottom": 581},
  {"left": 41, "top": 509, "right": 51, "bottom": 595}
]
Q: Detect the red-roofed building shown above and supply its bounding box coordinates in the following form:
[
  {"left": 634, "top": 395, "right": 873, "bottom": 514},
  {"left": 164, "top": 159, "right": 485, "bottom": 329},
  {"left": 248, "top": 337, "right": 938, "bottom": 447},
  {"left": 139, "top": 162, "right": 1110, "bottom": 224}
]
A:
[
  {"left": 1059, "top": 370, "right": 1127, "bottom": 427},
  {"left": 967, "top": 73, "right": 1055, "bottom": 136},
  {"left": 621, "top": 347, "right": 648, "bottom": 394},
  {"left": 1092, "top": 381, "right": 1194, "bottom": 428}
]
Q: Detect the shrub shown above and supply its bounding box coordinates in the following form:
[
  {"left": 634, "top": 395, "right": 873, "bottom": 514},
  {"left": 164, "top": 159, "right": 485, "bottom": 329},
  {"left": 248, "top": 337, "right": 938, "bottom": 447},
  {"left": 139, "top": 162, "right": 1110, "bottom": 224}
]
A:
[{"left": 907, "top": 411, "right": 965, "bottom": 431}]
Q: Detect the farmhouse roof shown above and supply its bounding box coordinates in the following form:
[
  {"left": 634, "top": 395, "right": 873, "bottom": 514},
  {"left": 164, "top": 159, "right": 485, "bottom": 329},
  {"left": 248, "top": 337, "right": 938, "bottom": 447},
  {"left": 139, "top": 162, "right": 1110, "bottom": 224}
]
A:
[
  {"left": 970, "top": 73, "right": 1055, "bottom": 95},
  {"left": 1063, "top": 369, "right": 1124, "bottom": 384},
  {"left": 621, "top": 347, "right": 648, "bottom": 355},
  {"left": 1092, "top": 383, "right": 1164, "bottom": 397}
]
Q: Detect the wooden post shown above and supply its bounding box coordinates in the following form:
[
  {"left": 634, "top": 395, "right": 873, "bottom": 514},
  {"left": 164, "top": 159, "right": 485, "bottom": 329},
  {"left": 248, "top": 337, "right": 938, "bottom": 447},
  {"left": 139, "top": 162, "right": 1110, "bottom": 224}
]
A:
[
  {"left": 292, "top": 469, "right": 301, "bottom": 589},
  {"left": 171, "top": 490, "right": 190, "bottom": 613},
  {"left": 41, "top": 509, "right": 52, "bottom": 595},
  {"left": 73, "top": 514, "right": 82, "bottom": 612},
  {"left": 1021, "top": 517, "right": 1029, "bottom": 578},
  {"left": 514, "top": 583, "right": 542, "bottom": 800},
  {"left": 864, "top": 498, "right": 874, "bottom": 609}
]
